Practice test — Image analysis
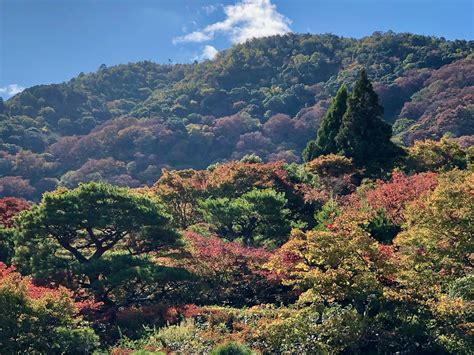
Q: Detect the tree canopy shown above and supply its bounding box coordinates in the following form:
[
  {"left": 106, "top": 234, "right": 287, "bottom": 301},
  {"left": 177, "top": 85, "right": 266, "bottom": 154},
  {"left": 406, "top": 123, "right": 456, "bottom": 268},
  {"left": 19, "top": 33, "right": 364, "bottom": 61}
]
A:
[{"left": 13, "top": 182, "right": 181, "bottom": 306}]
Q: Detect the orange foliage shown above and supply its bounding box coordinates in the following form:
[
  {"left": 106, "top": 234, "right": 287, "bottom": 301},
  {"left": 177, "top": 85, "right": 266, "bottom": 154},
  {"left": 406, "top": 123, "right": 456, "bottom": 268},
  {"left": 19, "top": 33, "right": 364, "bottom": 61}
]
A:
[{"left": 366, "top": 171, "right": 438, "bottom": 224}]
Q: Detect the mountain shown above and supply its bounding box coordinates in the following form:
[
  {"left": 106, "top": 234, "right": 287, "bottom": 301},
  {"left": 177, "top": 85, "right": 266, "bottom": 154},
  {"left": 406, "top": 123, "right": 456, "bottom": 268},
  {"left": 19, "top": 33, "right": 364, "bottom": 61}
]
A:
[{"left": 0, "top": 31, "right": 473, "bottom": 199}]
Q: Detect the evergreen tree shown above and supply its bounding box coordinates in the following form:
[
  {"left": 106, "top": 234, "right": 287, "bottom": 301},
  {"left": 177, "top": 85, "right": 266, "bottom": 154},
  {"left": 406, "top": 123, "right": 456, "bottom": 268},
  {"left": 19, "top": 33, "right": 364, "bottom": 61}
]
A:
[
  {"left": 316, "top": 85, "right": 348, "bottom": 155},
  {"left": 303, "top": 85, "right": 348, "bottom": 162},
  {"left": 302, "top": 140, "right": 319, "bottom": 162},
  {"left": 13, "top": 182, "right": 182, "bottom": 306},
  {"left": 335, "top": 69, "right": 400, "bottom": 168}
]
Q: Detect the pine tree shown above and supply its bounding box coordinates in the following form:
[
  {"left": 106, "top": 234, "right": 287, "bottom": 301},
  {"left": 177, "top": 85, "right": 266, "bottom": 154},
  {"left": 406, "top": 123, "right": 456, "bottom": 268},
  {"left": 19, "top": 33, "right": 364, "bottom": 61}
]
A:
[
  {"left": 316, "top": 85, "right": 348, "bottom": 155},
  {"left": 302, "top": 140, "right": 319, "bottom": 162},
  {"left": 335, "top": 69, "right": 399, "bottom": 168},
  {"left": 303, "top": 85, "right": 348, "bottom": 162}
]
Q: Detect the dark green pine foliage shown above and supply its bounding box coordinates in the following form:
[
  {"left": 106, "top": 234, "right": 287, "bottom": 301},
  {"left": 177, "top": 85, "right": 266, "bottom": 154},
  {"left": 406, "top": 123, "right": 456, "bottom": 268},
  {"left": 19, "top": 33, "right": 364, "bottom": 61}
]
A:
[
  {"left": 302, "top": 140, "right": 319, "bottom": 163},
  {"left": 303, "top": 85, "right": 348, "bottom": 162},
  {"left": 335, "top": 69, "right": 400, "bottom": 169}
]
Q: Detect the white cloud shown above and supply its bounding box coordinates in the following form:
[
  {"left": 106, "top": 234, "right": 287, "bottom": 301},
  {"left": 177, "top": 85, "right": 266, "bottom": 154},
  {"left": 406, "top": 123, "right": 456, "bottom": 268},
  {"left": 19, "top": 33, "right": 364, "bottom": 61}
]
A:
[
  {"left": 0, "top": 84, "right": 25, "bottom": 98},
  {"left": 173, "top": 30, "right": 212, "bottom": 44},
  {"left": 174, "top": 0, "right": 291, "bottom": 45},
  {"left": 199, "top": 45, "right": 219, "bottom": 60}
]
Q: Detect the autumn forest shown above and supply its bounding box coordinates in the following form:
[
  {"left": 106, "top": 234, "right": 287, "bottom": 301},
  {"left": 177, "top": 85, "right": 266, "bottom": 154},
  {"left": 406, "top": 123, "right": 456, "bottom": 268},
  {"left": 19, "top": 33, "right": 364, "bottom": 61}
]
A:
[{"left": 0, "top": 31, "right": 473, "bottom": 354}]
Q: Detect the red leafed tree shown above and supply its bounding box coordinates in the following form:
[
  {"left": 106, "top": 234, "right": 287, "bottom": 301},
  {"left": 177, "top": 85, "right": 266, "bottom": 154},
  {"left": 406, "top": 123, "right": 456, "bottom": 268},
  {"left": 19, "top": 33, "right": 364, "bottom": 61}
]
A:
[
  {"left": 184, "top": 232, "right": 293, "bottom": 306},
  {"left": 0, "top": 197, "right": 31, "bottom": 227},
  {"left": 207, "top": 160, "right": 292, "bottom": 197},
  {"left": 185, "top": 231, "right": 271, "bottom": 272},
  {"left": 263, "top": 113, "right": 295, "bottom": 141},
  {"left": 0, "top": 263, "right": 64, "bottom": 300},
  {"left": 366, "top": 171, "right": 438, "bottom": 224}
]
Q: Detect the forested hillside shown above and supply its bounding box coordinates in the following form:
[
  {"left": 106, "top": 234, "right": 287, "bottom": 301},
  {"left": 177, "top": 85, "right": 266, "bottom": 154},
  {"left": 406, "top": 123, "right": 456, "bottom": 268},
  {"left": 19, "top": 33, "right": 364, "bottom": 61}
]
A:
[
  {"left": 0, "top": 31, "right": 473, "bottom": 200},
  {"left": 1, "top": 52, "right": 473, "bottom": 353}
]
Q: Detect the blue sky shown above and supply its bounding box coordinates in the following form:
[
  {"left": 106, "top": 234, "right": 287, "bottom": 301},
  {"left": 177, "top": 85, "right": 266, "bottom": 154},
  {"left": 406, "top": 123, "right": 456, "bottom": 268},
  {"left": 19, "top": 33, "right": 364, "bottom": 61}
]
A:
[{"left": 1, "top": 0, "right": 473, "bottom": 98}]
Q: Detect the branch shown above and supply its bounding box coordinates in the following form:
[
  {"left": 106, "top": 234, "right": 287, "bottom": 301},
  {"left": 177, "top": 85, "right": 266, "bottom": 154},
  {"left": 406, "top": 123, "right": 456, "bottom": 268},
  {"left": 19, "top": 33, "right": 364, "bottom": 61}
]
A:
[
  {"left": 91, "top": 230, "right": 127, "bottom": 259},
  {"left": 46, "top": 225, "right": 89, "bottom": 263},
  {"left": 86, "top": 226, "right": 102, "bottom": 248}
]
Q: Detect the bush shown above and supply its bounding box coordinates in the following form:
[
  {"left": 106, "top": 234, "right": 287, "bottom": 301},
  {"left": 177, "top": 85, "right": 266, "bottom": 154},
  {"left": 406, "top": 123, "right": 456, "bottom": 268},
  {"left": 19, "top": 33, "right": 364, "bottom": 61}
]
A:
[
  {"left": 449, "top": 274, "right": 474, "bottom": 301},
  {"left": 404, "top": 137, "right": 468, "bottom": 173},
  {"left": 0, "top": 263, "right": 98, "bottom": 353},
  {"left": 113, "top": 319, "right": 214, "bottom": 354},
  {"left": 211, "top": 342, "right": 253, "bottom": 355}
]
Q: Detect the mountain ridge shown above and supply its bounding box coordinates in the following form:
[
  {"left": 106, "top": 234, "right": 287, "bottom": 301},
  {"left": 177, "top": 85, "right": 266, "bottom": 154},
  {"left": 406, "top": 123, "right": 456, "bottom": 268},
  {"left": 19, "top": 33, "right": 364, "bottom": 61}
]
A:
[{"left": 0, "top": 31, "right": 472, "bottom": 199}]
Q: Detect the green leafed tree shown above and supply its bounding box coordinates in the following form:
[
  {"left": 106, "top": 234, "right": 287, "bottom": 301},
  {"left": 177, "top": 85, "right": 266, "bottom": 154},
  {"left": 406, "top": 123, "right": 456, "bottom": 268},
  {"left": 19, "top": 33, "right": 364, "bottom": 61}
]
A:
[
  {"left": 335, "top": 69, "right": 402, "bottom": 170},
  {"left": 199, "top": 188, "right": 291, "bottom": 247},
  {"left": 303, "top": 85, "right": 348, "bottom": 162},
  {"left": 13, "top": 182, "right": 184, "bottom": 307}
]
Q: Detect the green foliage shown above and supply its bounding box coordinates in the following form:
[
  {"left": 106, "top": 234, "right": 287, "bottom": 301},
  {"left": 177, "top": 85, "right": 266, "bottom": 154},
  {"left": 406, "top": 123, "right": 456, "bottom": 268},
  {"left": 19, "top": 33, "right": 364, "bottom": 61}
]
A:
[
  {"left": 0, "top": 264, "right": 98, "bottom": 354},
  {"left": 335, "top": 69, "right": 403, "bottom": 170},
  {"left": 1, "top": 31, "right": 473, "bottom": 354},
  {"left": 239, "top": 153, "right": 263, "bottom": 164},
  {"left": 13, "top": 182, "right": 181, "bottom": 306},
  {"left": 314, "top": 199, "right": 340, "bottom": 229},
  {"left": 365, "top": 209, "right": 401, "bottom": 244},
  {"left": 1, "top": 33, "right": 472, "bottom": 200},
  {"left": 303, "top": 85, "right": 348, "bottom": 161},
  {"left": 121, "top": 319, "right": 214, "bottom": 354},
  {"left": 211, "top": 342, "right": 252, "bottom": 355},
  {"left": 404, "top": 136, "right": 470, "bottom": 172},
  {"left": 0, "top": 228, "right": 15, "bottom": 264},
  {"left": 199, "top": 188, "right": 291, "bottom": 247},
  {"left": 301, "top": 140, "right": 318, "bottom": 164},
  {"left": 304, "top": 71, "right": 404, "bottom": 172},
  {"left": 77, "top": 252, "right": 193, "bottom": 306},
  {"left": 260, "top": 306, "right": 364, "bottom": 353},
  {"left": 449, "top": 274, "right": 474, "bottom": 301},
  {"left": 392, "top": 117, "right": 416, "bottom": 135}
]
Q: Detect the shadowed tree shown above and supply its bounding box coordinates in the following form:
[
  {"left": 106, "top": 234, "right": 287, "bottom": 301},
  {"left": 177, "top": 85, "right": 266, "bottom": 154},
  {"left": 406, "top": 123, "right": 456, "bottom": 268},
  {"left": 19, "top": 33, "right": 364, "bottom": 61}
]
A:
[
  {"left": 335, "top": 69, "right": 401, "bottom": 170},
  {"left": 303, "top": 85, "right": 348, "bottom": 162}
]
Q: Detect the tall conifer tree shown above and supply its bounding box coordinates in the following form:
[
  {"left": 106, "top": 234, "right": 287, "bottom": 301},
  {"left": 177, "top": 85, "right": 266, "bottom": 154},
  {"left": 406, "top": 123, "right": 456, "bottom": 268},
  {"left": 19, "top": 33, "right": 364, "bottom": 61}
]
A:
[
  {"left": 303, "top": 85, "right": 348, "bottom": 162},
  {"left": 335, "top": 69, "right": 398, "bottom": 168},
  {"left": 316, "top": 85, "right": 348, "bottom": 154}
]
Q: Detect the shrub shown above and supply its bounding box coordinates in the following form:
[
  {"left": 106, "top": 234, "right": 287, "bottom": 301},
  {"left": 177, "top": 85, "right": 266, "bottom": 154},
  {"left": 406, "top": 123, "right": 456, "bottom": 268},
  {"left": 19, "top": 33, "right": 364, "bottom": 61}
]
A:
[
  {"left": 0, "top": 263, "right": 98, "bottom": 353},
  {"left": 211, "top": 342, "right": 253, "bottom": 355},
  {"left": 405, "top": 137, "right": 469, "bottom": 173}
]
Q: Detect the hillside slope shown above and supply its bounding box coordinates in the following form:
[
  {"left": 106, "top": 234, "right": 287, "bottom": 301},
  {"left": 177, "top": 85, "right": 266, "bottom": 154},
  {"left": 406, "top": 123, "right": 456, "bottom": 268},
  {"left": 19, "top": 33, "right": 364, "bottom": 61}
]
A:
[{"left": 0, "top": 31, "right": 472, "bottom": 199}]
